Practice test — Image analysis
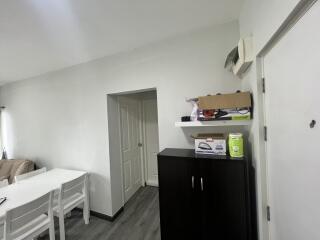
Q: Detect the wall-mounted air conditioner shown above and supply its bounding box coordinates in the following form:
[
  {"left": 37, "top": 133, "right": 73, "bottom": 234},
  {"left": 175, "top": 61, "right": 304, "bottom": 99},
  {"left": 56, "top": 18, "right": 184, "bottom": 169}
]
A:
[{"left": 225, "top": 37, "right": 253, "bottom": 77}]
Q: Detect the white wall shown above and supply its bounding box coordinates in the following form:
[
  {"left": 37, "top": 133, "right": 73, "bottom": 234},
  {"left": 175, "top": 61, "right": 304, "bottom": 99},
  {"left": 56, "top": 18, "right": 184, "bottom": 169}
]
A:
[
  {"left": 240, "top": 0, "right": 300, "bottom": 54},
  {"left": 239, "top": 0, "right": 301, "bottom": 239},
  {"left": 0, "top": 21, "right": 240, "bottom": 216}
]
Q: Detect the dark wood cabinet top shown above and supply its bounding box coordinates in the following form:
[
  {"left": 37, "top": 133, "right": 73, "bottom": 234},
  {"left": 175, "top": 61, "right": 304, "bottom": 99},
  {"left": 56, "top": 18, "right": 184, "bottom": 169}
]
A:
[{"left": 158, "top": 148, "right": 246, "bottom": 162}]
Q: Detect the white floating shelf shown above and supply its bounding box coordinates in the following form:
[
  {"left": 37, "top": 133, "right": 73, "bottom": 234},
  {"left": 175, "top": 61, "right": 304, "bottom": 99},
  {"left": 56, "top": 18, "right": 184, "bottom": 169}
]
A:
[{"left": 175, "top": 120, "right": 251, "bottom": 127}]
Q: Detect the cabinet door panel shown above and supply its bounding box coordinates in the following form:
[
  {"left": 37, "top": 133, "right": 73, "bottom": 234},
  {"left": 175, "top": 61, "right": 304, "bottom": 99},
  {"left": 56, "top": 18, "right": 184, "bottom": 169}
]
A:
[
  {"left": 158, "top": 156, "right": 199, "bottom": 240},
  {"left": 200, "top": 160, "right": 249, "bottom": 240}
]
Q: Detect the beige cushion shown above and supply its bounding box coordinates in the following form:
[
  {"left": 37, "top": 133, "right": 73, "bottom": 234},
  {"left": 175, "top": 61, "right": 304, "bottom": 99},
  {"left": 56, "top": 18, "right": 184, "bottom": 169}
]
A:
[
  {"left": 0, "top": 175, "right": 9, "bottom": 181},
  {"left": 0, "top": 159, "right": 34, "bottom": 184}
]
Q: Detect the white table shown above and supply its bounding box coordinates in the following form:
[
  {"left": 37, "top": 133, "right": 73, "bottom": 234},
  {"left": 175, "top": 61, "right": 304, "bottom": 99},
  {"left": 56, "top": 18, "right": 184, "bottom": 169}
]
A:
[{"left": 0, "top": 168, "right": 88, "bottom": 225}]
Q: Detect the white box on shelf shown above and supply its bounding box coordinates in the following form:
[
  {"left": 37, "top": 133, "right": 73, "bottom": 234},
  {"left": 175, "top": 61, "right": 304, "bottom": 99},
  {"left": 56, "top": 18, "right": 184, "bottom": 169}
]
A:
[{"left": 193, "top": 134, "right": 226, "bottom": 155}]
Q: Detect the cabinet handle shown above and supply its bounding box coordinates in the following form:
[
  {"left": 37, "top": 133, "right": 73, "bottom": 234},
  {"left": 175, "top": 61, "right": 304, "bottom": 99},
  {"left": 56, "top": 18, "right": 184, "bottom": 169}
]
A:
[
  {"left": 201, "top": 177, "right": 204, "bottom": 191},
  {"left": 192, "top": 176, "right": 194, "bottom": 189}
]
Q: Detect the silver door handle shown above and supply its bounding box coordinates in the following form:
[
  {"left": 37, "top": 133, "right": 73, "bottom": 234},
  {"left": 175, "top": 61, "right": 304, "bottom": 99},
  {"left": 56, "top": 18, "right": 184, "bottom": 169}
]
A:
[
  {"left": 192, "top": 176, "right": 194, "bottom": 189},
  {"left": 201, "top": 177, "right": 204, "bottom": 191}
]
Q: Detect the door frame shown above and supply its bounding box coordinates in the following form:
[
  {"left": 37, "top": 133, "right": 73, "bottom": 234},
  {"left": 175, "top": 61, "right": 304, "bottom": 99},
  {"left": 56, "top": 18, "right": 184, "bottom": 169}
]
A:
[
  {"left": 118, "top": 95, "right": 145, "bottom": 205},
  {"left": 141, "top": 98, "right": 160, "bottom": 187},
  {"left": 255, "top": 0, "right": 318, "bottom": 239},
  {"left": 115, "top": 89, "right": 159, "bottom": 206}
]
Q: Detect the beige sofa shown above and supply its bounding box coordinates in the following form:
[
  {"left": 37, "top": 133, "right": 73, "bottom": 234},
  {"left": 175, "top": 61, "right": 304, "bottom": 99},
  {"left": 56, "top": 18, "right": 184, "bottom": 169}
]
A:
[{"left": 0, "top": 159, "right": 34, "bottom": 184}]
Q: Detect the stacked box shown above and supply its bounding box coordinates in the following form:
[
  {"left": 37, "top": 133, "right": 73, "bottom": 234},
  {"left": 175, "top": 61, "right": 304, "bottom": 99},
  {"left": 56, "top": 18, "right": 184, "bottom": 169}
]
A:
[
  {"left": 192, "top": 133, "right": 226, "bottom": 155},
  {"left": 197, "top": 92, "right": 252, "bottom": 121}
]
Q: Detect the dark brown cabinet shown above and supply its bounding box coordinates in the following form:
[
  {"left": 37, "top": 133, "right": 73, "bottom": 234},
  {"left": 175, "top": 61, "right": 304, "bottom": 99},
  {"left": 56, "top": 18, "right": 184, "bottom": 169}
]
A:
[{"left": 158, "top": 148, "right": 255, "bottom": 240}]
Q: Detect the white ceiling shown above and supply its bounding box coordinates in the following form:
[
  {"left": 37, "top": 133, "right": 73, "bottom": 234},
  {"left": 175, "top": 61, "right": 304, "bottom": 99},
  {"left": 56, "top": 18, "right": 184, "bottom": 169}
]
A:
[{"left": 0, "top": 0, "right": 243, "bottom": 84}]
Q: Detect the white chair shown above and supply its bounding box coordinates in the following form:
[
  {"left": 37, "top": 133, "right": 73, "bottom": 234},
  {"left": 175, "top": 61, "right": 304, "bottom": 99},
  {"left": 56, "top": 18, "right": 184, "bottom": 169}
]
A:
[
  {"left": 0, "top": 179, "right": 7, "bottom": 237},
  {"left": 53, "top": 174, "right": 89, "bottom": 240},
  {"left": 2, "top": 191, "right": 55, "bottom": 240},
  {"left": 0, "top": 179, "right": 8, "bottom": 188},
  {"left": 14, "top": 167, "right": 47, "bottom": 183}
]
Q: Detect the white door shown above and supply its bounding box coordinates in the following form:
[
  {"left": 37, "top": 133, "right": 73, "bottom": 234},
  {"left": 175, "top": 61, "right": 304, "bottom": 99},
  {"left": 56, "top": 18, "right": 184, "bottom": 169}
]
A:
[
  {"left": 264, "top": 2, "right": 320, "bottom": 240},
  {"left": 143, "top": 98, "right": 159, "bottom": 186},
  {"left": 119, "top": 96, "right": 142, "bottom": 203}
]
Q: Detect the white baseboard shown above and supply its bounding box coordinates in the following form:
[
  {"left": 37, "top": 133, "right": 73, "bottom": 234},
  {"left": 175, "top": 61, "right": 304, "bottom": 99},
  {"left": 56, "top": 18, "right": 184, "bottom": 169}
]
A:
[{"left": 146, "top": 179, "right": 158, "bottom": 187}]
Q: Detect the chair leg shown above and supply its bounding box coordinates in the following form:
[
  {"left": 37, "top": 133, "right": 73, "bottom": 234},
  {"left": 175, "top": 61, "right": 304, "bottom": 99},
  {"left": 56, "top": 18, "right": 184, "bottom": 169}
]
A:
[
  {"left": 83, "top": 201, "right": 90, "bottom": 224},
  {"left": 59, "top": 212, "right": 66, "bottom": 240},
  {"left": 49, "top": 219, "right": 56, "bottom": 240},
  {"left": 83, "top": 175, "right": 90, "bottom": 225}
]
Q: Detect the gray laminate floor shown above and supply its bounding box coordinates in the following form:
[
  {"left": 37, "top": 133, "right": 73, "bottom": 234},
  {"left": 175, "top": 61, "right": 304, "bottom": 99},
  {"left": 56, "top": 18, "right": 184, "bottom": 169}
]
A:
[{"left": 41, "top": 186, "right": 160, "bottom": 240}]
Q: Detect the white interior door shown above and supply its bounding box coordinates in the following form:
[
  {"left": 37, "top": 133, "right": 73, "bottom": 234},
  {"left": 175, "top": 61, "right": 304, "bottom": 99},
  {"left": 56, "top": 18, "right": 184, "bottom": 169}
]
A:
[
  {"left": 119, "top": 96, "right": 142, "bottom": 203},
  {"left": 143, "top": 98, "right": 159, "bottom": 186},
  {"left": 264, "top": 2, "right": 320, "bottom": 239}
]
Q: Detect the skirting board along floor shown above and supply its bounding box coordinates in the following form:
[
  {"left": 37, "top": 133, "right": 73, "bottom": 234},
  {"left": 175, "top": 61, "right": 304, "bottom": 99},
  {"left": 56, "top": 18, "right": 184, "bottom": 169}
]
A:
[
  {"left": 40, "top": 186, "right": 160, "bottom": 240},
  {"left": 75, "top": 206, "right": 124, "bottom": 222}
]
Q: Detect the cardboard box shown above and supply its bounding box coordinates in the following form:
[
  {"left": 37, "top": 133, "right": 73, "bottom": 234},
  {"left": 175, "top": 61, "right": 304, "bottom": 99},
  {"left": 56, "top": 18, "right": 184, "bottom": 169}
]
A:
[
  {"left": 192, "top": 133, "right": 226, "bottom": 155},
  {"left": 198, "top": 92, "right": 251, "bottom": 110}
]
